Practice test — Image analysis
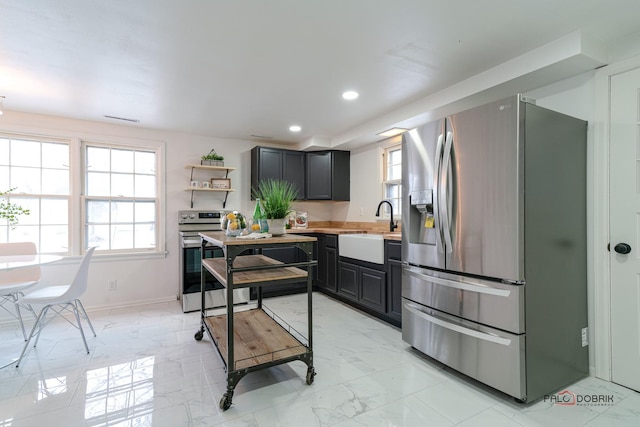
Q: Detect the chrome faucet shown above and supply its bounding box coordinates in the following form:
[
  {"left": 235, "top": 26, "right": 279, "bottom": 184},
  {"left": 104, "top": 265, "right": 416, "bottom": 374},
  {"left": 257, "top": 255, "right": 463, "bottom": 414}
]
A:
[{"left": 375, "top": 200, "right": 398, "bottom": 232}]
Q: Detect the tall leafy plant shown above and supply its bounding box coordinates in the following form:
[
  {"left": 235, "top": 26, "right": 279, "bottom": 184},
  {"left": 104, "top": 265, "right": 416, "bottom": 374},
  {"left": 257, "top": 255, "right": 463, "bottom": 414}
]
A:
[
  {"left": 252, "top": 179, "right": 298, "bottom": 219},
  {"left": 0, "top": 188, "right": 30, "bottom": 228}
]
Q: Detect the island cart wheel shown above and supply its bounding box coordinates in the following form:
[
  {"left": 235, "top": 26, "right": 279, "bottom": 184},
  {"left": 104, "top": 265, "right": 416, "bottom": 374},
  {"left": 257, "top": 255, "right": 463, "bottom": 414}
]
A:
[
  {"left": 306, "top": 367, "right": 316, "bottom": 385},
  {"left": 194, "top": 329, "right": 204, "bottom": 341},
  {"left": 219, "top": 393, "right": 233, "bottom": 411}
]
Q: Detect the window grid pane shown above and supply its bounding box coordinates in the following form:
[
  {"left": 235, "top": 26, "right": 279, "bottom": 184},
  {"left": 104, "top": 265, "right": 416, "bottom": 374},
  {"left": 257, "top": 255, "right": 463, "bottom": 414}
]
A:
[
  {"left": 84, "top": 144, "right": 158, "bottom": 252},
  {"left": 382, "top": 144, "right": 402, "bottom": 218},
  {"left": 1, "top": 136, "right": 70, "bottom": 254}
]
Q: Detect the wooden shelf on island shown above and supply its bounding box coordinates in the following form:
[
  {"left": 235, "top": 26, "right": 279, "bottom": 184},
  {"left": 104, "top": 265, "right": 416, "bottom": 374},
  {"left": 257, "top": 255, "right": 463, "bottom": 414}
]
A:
[
  {"left": 202, "top": 254, "right": 308, "bottom": 287},
  {"left": 205, "top": 309, "right": 307, "bottom": 370}
]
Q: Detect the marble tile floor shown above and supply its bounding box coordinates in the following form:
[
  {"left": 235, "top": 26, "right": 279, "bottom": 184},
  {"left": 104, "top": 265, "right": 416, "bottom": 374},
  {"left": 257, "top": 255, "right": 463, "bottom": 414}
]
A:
[{"left": 0, "top": 292, "right": 638, "bottom": 427}]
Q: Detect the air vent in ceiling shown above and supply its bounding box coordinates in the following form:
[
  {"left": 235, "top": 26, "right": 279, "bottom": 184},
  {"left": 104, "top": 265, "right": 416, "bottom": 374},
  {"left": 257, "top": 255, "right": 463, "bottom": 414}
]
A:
[{"left": 104, "top": 115, "right": 140, "bottom": 123}]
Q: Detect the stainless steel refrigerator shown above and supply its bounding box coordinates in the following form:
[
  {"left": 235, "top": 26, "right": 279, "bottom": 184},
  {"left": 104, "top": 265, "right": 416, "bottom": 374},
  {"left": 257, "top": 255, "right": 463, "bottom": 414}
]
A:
[{"left": 401, "top": 94, "right": 588, "bottom": 402}]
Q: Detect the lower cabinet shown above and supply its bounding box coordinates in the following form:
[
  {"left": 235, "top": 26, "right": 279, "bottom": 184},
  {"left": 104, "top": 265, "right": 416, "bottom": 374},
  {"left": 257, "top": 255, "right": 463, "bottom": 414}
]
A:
[
  {"left": 256, "top": 245, "right": 307, "bottom": 298},
  {"left": 386, "top": 240, "right": 402, "bottom": 325},
  {"left": 314, "top": 234, "right": 337, "bottom": 293},
  {"left": 313, "top": 234, "right": 402, "bottom": 327},
  {"left": 338, "top": 258, "right": 386, "bottom": 316}
]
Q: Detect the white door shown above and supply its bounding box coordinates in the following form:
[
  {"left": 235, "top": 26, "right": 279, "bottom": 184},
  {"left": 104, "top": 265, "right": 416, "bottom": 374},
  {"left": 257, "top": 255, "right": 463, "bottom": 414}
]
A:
[{"left": 610, "top": 66, "right": 640, "bottom": 392}]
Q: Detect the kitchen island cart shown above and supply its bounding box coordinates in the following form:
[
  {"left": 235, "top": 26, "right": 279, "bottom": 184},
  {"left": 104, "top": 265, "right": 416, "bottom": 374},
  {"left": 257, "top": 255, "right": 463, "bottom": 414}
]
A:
[{"left": 194, "top": 231, "right": 317, "bottom": 410}]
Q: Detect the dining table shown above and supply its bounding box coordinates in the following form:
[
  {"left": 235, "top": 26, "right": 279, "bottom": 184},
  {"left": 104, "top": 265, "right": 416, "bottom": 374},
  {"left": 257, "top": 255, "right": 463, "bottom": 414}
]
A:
[
  {"left": 0, "top": 253, "right": 63, "bottom": 368},
  {"left": 0, "top": 254, "right": 63, "bottom": 271}
]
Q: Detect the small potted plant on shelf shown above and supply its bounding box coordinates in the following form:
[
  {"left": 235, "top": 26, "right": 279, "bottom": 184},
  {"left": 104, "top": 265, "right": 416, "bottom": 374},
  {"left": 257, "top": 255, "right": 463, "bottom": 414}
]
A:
[
  {"left": 200, "top": 149, "right": 224, "bottom": 166},
  {"left": 251, "top": 179, "right": 298, "bottom": 236}
]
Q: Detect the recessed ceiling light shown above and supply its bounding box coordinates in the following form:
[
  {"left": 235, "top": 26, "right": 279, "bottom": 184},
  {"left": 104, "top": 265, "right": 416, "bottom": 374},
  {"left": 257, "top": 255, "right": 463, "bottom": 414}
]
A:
[
  {"left": 289, "top": 125, "right": 302, "bottom": 132},
  {"left": 342, "top": 91, "right": 359, "bottom": 100},
  {"left": 377, "top": 127, "right": 409, "bottom": 137}
]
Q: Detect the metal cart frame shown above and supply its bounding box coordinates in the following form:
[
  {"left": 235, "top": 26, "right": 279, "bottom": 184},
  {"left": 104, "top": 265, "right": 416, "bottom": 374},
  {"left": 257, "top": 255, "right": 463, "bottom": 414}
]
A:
[{"left": 194, "top": 232, "right": 317, "bottom": 410}]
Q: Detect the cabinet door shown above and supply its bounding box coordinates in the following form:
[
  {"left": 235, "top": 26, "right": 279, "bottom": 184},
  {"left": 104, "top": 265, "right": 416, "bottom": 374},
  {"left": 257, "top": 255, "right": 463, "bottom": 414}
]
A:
[
  {"left": 283, "top": 151, "right": 306, "bottom": 199},
  {"left": 316, "top": 235, "right": 327, "bottom": 288},
  {"left": 251, "top": 147, "right": 281, "bottom": 194},
  {"left": 387, "top": 258, "right": 403, "bottom": 323},
  {"left": 338, "top": 260, "right": 358, "bottom": 301},
  {"left": 306, "top": 152, "right": 333, "bottom": 199},
  {"left": 259, "top": 246, "right": 305, "bottom": 297},
  {"left": 258, "top": 147, "right": 282, "bottom": 180},
  {"left": 359, "top": 266, "right": 386, "bottom": 313},
  {"left": 326, "top": 246, "right": 338, "bottom": 292},
  {"left": 261, "top": 246, "right": 297, "bottom": 264},
  {"left": 331, "top": 151, "right": 350, "bottom": 201}
]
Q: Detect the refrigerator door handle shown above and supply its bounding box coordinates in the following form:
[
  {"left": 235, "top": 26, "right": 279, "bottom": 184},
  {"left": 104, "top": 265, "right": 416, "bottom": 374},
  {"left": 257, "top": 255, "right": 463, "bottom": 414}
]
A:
[
  {"left": 405, "top": 267, "right": 512, "bottom": 297},
  {"left": 440, "top": 130, "right": 454, "bottom": 253},
  {"left": 433, "top": 132, "right": 445, "bottom": 253},
  {"left": 404, "top": 302, "right": 512, "bottom": 346}
]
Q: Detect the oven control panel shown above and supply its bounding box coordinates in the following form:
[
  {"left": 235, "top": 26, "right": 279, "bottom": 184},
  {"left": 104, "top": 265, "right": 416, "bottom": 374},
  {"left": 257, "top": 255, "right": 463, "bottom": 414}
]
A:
[{"left": 178, "top": 210, "right": 225, "bottom": 224}]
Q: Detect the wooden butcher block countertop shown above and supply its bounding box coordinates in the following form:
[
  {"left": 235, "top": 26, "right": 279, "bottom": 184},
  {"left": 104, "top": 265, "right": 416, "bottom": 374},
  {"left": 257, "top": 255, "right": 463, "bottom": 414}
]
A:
[{"left": 285, "top": 221, "right": 402, "bottom": 241}]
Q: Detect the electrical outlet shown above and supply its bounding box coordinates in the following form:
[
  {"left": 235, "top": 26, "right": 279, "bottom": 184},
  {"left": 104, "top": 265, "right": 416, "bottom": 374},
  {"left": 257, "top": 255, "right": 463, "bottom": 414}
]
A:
[
  {"left": 581, "top": 327, "right": 588, "bottom": 347},
  {"left": 108, "top": 279, "right": 117, "bottom": 291},
  {"left": 359, "top": 207, "right": 364, "bottom": 216}
]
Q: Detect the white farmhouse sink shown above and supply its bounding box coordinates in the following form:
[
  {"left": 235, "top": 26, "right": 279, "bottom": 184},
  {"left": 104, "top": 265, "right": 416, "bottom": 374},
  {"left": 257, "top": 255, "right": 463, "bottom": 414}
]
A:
[{"left": 338, "top": 233, "right": 384, "bottom": 265}]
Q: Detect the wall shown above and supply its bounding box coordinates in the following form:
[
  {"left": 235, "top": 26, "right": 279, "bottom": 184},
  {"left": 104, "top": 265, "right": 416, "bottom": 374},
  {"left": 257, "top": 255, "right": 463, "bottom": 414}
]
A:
[
  {"left": 0, "top": 71, "right": 600, "bottom": 344},
  {"left": 0, "top": 110, "right": 283, "bottom": 323}
]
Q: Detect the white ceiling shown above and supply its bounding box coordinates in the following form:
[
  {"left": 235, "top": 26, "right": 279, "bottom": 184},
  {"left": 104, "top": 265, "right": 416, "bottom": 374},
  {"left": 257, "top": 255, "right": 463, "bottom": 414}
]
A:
[{"left": 1, "top": 1, "right": 639, "bottom": 148}]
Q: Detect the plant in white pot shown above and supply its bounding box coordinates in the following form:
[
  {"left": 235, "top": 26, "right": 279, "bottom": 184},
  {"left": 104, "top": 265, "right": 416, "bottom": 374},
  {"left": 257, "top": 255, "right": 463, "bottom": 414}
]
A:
[{"left": 252, "top": 179, "right": 298, "bottom": 235}]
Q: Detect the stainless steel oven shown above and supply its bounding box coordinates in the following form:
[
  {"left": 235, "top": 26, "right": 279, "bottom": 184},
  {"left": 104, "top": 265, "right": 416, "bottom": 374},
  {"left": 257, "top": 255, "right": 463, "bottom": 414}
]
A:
[{"left": 178, "top": 210, "right": 250, "bottom": 312}]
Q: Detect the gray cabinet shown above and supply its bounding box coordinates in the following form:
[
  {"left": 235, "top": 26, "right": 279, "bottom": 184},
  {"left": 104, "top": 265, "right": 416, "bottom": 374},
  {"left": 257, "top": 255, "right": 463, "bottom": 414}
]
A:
[
  {"left": 337, "top": 260, "right": 359, "bottom": 301},
  {"left": 251, "top": 146, "right": 306, "bottom": 199},
  {"left": 316, "top": 234, "right": 401, "bottom": 326},
  {"left": 258, "top": 246, "right": 307, "bottom": 298},
  {"left": 251, "top": 146, "right": 350, "bottom": 201},
  {"left": 337, "top": 258, "right": 387, "bottom": 315},
  {"left": 315, "top": 234, "right": 338, "bottom": 292},
  {"left": 306, "top": 151, "right": 350, "bottom": 200},
  {"left": 386, "top": 240, "right": 402, "bottom": 326}
]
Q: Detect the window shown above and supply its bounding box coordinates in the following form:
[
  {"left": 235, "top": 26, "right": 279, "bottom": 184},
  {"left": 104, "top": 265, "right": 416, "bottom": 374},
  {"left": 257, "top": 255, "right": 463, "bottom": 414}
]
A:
[
  {"left": 0, "top": 131, "right": 164, "bottom": 256},
  {"left": 382, "top": 143, "right": 402, "bottom": 218},
  {"left": 84, "top": 143, "right": 158, "bottom": 252},
  {"left": 0, "top": 136, "right": 71, "bottom": 253}
]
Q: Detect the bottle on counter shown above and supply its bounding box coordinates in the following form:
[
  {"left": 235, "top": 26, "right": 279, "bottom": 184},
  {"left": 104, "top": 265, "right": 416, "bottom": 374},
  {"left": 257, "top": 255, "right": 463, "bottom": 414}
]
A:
[{"left": 253, "top": 198, "right": 268, "bottom": 232}]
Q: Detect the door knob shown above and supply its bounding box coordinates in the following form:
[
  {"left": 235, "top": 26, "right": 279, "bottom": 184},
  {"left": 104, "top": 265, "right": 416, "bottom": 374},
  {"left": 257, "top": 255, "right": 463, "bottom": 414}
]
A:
[{"left": 614, "top": 243, "right": 632, "bottom": 255}]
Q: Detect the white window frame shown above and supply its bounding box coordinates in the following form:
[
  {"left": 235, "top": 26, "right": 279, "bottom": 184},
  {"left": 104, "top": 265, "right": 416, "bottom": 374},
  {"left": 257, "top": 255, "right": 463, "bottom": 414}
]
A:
[
  {"left": 81, "top": 139, "right": 164, "bottom": 256},
  {"left": 0, "top": 132, "right": 73, "bottom": 254},
  {"left": 381, "top": 141, "right": 402, "bottom": 220}
]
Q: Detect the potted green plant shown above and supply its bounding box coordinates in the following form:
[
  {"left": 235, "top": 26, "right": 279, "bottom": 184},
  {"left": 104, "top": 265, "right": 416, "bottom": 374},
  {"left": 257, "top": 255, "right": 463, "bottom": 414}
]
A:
[
  {"left": 252, "top": 179, "right": 298, "bottom": 235},
  {"left": 1, "top": 188, "right": 30, "bottom": 228},
  {"left": 200, "top": 149, "right": 224, "bottom": 166}
]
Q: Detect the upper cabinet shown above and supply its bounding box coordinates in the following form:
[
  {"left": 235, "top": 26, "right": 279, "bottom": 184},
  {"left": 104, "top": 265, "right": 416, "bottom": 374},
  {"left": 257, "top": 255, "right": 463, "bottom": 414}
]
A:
[
  {"left": 305, "top": 151, "right": 350, "bottom": 201},
  {"left": 251, "top": 147, "right": 306, "bottom": 199},
  {"left": 251, "top": 146, "right": 350, "bottom": 201}
]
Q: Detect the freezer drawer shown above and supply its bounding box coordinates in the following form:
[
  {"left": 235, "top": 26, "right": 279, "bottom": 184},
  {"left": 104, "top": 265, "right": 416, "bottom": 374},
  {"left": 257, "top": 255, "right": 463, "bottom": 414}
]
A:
[
  {"left": 402, "top": 299, "right": 526, "bottom": 400},
  {"left": 403, "top": 266, "right": 524, "bottom": 334}
]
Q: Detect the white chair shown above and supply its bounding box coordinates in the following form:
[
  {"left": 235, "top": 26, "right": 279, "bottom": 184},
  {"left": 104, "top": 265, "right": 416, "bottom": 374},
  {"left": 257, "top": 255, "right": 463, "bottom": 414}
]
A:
[
  {"left": 0, "top": 242, "right": 39, "bottom": 340},
  {"left": 16, "top": 247, "right": 97, "bottom": 367}
]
